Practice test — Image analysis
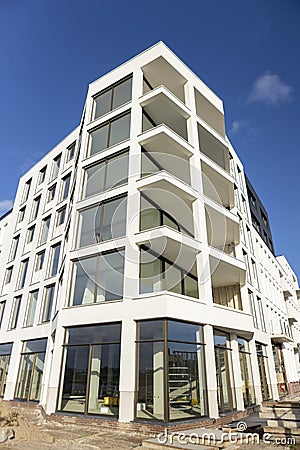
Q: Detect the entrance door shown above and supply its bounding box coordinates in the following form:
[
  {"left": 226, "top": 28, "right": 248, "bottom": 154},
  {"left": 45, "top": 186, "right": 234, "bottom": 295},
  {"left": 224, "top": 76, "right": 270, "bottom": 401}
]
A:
[{"left": 256, "top": 344, "right": 270, "bottom": 401}]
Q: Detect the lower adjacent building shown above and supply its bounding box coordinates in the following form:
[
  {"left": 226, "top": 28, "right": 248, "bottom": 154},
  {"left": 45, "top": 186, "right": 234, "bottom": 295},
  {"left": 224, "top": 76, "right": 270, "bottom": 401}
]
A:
[{"left": 0, "top": 42, "right": 299, "bottom": 424}]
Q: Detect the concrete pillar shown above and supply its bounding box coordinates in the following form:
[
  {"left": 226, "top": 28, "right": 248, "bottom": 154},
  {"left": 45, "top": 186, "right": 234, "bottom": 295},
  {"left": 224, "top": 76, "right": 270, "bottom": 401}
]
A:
[
  {"left": 118, "top": 316, "right": 136, "bottom": 422},
  {"left": 203, "top": 324, "right": 218, "bottom": 418},
  {"left": 4, "top": 339, "right": 22, "bottom": 400}
]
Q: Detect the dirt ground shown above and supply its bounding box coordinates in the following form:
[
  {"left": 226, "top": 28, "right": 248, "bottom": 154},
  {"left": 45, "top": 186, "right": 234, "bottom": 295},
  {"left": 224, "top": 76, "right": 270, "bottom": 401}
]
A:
[{"left": 0, "top": 400, "right": 145, "bottom": 449}]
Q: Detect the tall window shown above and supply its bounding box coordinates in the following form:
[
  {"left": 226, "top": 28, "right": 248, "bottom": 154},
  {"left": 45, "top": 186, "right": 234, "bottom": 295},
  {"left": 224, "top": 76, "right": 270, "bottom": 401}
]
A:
[
  {"left": 49, "top": 243, "right": 61, "bottom": 276},
  {"left": 0, "top": 343, "right": 13, "bottom": 397},
  {"left": 88, "top": 112, "right": 131, "bottom": 157},
  {"left": 136, "top": 319, "right": 207, "bottom": 421},
  {"left": 17, "top": 259, "right": 29, "bottom": 290},
  {"left": 51, "top": 154, "right": 61, "bottom": 180},
  {"left": 22, "top": 179, "right": 32, "bottom": 203},
  {"left": 26, "top": 225, "right": 35, "bottom": 244},
  {"left": 47, "top": 184, "right": 56, "bottom": 203},
  {"left": 9, "top": 296, "right": 22, "bottom": 329},
  {"left": 59, "top": 323, "right": 121, "bottom": 416},
  {"left": 18, "top": 207, "right": 25, "bottom": 223},
  {"left": 31, "top": 196, "right": 41, "bottom": 221},
  {"left": 83, "top": 150, "right": 129, "bottom": 198},
  {"left": 0, "top": 302, "right": 6, "bottom": 328},
  {"left": 15, "top": 339, "right": 47, "bottom": 401},
  {"left": 39, "top": 216, "right": 51, "bottom": 245},
  {"left": 24, "top": 290, "right": 38, "bottom": 327},
  {"left": 256, "top": 343, "right": 271, "bottom": 401},
  {"left": 70, "top": 249, "right": 125, "bottom": 306},
  {"left": 92, "top": 76, "right": 132, "bottom": 121},
  {"left": 38, "top": 166, "right": 46, "bottom": 185},
  {"left": 35, "top": 250, "right": 45, "bottom": 271},
  {"left": 67, "top": 143, "right": 76, "bottom": 162},
  {"left": 214, "top": 330, "right": 236, "bottom": 414},
  {"left": 140, "top": 247, "right": 198, "bottom": 299},
  {"left": 237, "top": 338, "right": 255, "bottom": 407},
  {"left": 41, "top": 285, "right": 55, "bottom": 323},
  {"left": 57, "top": 206, "right": 66, "bottom": 226},
  {"left": 9, "top": 236, "right": 19, "bottom": 262},
  {"left": 61, "top": 174, "right": 71, "bottom": 201},
  {"left": 76, "top": 196, "right": 127, "bottom": 248},
  {"left": 4, "top": 267, "right": 13, "bottom": 285}
]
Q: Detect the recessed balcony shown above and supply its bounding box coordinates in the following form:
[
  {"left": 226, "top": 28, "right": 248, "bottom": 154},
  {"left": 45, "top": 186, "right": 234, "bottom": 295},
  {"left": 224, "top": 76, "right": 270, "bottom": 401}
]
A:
[
  {"left": 209, "top": 248, "right": 246, "bottom": 288},
  {"left": 198, "top": 123, "right": 230, "bottom": 172},
  {"left": 195, "top": 88, "right": 225, "bottom": 138},
  {"left": 141, "top": 56, "right": 187, "bottom": 103},
  {"left": 202, "top": 160, "right": 234, "bottom": 210},
  {"left": 137, "top": 173, "right": 197, "bottom": 237},
  {"left": 205, "top": 202, "right": 239, "bottom": 256},
  {"left": 138, "top": 125, "right": 193, "bottom": 185},
  {"left": 141, "top": 87, "right": 189, "bottom": 141}
]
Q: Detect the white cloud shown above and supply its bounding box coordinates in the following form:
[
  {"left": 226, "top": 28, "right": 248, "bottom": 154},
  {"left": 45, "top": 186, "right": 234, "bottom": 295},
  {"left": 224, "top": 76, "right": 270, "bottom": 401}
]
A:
[
  {"left": 248, "top": 72, "right": 293, "bottom": 105},
  {"left": 230, "top": 120, "right": 248, "bottom": 134},
  {"left": 0, "top": 199, "right": 13, "bottom": 215}
]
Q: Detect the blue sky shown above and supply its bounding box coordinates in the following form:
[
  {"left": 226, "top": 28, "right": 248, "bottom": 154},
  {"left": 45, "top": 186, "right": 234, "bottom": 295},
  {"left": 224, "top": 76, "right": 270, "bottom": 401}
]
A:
[{"left": 0, "top": 0, "right": 299, "bottom": 276}]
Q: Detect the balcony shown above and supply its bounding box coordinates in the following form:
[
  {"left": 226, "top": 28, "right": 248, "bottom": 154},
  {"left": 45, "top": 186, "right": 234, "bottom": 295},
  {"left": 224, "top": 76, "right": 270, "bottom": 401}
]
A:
[
  {"left": 139, "top": 125, "right": 192, "bottom": 185},
  {"left": 205, "top": 202, "right": 239, "bottom": 257},
  {"left": 195, "top": 88, "right": 225, "bottom": 138},
  {"left": 141, "top": 87, "right": 189, "bottom": 141},
  {"left": 137, "top": 172, "right": 197, "bottom": 238},
  {"left": 141, "top": 56, "right": 187, "bottom": 103},
  {"left": 198, "top": 123, "right": 230, "bottom": 172},
  {"left": 201, "top": 160, "right": 234, "bottom": 210},
  {"left": 209, "top": 247, "right": 246, "bottom": 288}
]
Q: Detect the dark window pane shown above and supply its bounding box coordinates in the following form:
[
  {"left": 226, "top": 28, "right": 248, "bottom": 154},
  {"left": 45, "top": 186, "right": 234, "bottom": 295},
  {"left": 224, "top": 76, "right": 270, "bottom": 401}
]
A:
[
  {"left": 68, "top": 323, "right": 121, "bottom": 345},
  {"left": 168, "top": 321, "right": 203, "bottom": 343},
  {"left": 112, "top": 78, "right": 132, "bottom": 109},
  {"left": 94, "top": 90, "right": 112, "bottom": 120},
  {"left": 138, "top": 320, "right": 164, "bottom": 341},
  {"left": 90, "top": 124, "right": 109, "bottom": 156},
  {"left": 109, "top": 114, "right": 130, "bottom": 147}
]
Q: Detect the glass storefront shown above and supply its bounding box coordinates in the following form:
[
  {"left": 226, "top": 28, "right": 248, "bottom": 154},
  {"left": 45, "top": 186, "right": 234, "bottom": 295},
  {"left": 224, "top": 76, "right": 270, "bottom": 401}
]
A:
[
  {"left": 214, "top": 330, "right": 236, "bottom": 414},
  {"left": 136, "top": 319, "right": 207, "bottom": 421},
  {"left": 272, "top": 343, "right": 288, "bottom": 397},
  {"left": 15, "top": 338, "right": 47, "bottom": 401},
  {"left": 58, "top": 323, "right": 121, "bottom": 416},
  {"left": 237, "top": 338, "right": 255, "bottom": 407},
  {"left": 0, "top": 343, "right": 13, "bottom": 397}
]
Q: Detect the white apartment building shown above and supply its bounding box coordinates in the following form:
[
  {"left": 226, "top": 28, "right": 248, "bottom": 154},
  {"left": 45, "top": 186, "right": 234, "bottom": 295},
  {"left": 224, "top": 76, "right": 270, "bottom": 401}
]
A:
[{"left": 0, "top": 42, "right": 299, "bottom": 425}]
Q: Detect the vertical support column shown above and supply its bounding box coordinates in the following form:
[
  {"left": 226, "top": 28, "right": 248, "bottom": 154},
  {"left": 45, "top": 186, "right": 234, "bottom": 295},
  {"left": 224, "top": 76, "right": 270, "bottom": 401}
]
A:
[
  {"left": 249, "top": 338, "right": 263, "bottom": 405},
  {"left": 118, "top": 316, "right": 136, "bottom": 422},
  {"left": 4, "top": 339, "right": 22, "bottom": 400},
  {"left": 230, "top": 334, "right": 244, "bottom": 411},
  {"left": 44, "top": 323, "right": 65, "bottom": 414},
  {"left": 40, "top": 335, "right": 54, "bottom": 408},
  {"left": 203, "top": 324, "right": 219, "bottom": 418}
]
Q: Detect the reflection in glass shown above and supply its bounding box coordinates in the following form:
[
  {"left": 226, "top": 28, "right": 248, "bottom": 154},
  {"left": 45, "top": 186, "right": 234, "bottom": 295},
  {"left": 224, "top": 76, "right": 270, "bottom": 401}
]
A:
[
  {"left": 93, "top": 77, "right": 132, "bottom": 120},
  {"left": 238, "top": 338, "right": 255, "bottom": 407},
  {"left": 89, "top": 113, "right": 130, "bottom": 157},
  {"left": 214, "top": 330, "right": 236, "bottom": 414},
  {"left": 0, "top": 343, "right": 12, "bottom": 397}
]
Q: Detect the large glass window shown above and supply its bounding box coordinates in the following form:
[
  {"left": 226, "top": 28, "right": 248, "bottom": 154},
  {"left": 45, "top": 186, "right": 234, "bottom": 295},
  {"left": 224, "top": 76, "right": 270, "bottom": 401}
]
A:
[
  {"left": 140, "top": 247, "right": 198, "bottom": 299},
  {"left": 88, "top": 112, "right": 130, "bottom": 157},
  {"left": 214, "top": 330, "right": 236, "bottom": 414},
  {"left": 59, "top": 323, "right": 121, "bottom": 416},
  {"left": 0, "top": 343, "right": 13, "bottom": 397},
  {"left": 237, "top": 338, "right": 255, "bottom": 407},
  {"left": 83, "top": 150, "right": 129, "bottom": 199},
  {"left": 51, "top": 155, "right": 61, "bottom": 180},
  {"left": 136, "top": 319, "right": 207, "bottom": 421},
  {"left": 22, "top": 179, "right": 32, "bottom": 203},
  {"left": 76, "top": 196, "right": 127, "bottom": 248},
  {"left": 70, "top": 249, "right": 125, "bottom": 306},
  {"left": 92, "top": 76, "right": 132, "bottom": 121},
  {"left": 24, "top": 290, "right": 38, "bottom": 327},
  {"left": 15, "top": 338, "right": 47, "bottom": 402}
]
